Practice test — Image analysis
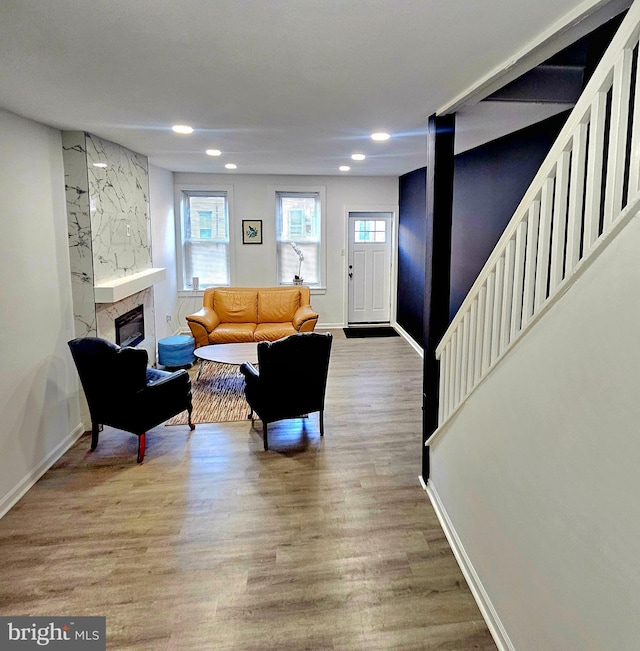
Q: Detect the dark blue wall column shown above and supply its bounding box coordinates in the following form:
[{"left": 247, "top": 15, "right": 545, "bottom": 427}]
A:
[
  {"left": 397, "top": 167, "right": 427, "bottom": 344},
  {"left": 422, "top": 114, "right": 455, "bottom": 481}
]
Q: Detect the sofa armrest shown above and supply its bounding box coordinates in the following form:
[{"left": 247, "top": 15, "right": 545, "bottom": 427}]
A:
[
  {"left": 292, "top": 304, "right": 319, "bottom": 331},
  {"left": 186, "top": 307, "right": 220, "bottom": 347}
]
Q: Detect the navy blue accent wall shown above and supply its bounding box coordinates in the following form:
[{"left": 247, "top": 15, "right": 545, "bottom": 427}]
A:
[
  {"left": 450, "top": 110, "right": 570, "bottom": 318},
  {"left": 397, "top": 167, "right": 427, "bottom": 346}
]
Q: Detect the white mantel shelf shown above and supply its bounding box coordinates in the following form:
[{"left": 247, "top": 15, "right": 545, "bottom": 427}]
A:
[{"left": 94, "top": 268, "right": 166, "bottom": 303}]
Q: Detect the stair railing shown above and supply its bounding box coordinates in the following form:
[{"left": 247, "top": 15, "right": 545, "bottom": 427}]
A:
[{"left": 431, "top": 0, "right": 640, "bottom": 435}]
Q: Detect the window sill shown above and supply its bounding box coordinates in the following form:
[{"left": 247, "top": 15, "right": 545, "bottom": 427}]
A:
[
  {"left": 178, "top": 290, "right": 204, "bottom": 299},
  {"left": 179, "top": 286, "right": 326, "bottom": 298},
  {"left": 279, "top": 283, "right": 326, "bottom": 294}
]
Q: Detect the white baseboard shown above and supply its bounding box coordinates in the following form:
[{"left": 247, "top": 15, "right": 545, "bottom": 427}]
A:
[
  {"left": 317, "top": 322, "right": 345, "bottom": 330},
  {"left": 0, "top": 423, "right": 85, "bottom": 520},
  {"left": 392, "top": 321, "right": 423, "bottom": 357},
  {"left": 424, "top": 478, "right": 515, "bottom": 651}
]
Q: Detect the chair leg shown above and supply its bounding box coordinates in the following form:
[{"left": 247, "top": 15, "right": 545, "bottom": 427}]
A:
[
  {"left": 187, "top": 405, "right": 196, "bottom": 431},
  {"left": 91, "top": 422, "right": 100, "bottom": 451},
  {"left": 263, "top": 422, "right": 268, "bottom": 451},
  {"left": 137, "top": 433, "right": 146, "bottom": 464},
  {"left": 319, "top": 411, "right": 324, "bottom": 436}
]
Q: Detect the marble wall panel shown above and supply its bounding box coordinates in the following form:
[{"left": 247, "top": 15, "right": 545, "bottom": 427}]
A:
[
  {"left": 64, "top": 131, "right": 157, "bottom": 359},
  {"left": 86, "top": 134, "right": 151, "bottom": 284},
  {"left": 62, "top": 131, "right": 97, "bottom": 338}
]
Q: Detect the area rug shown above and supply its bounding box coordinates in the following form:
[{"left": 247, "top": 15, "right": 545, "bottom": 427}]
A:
[
  {"left": 166, "top": 362, "right": 250, "bottom": 425},
  {"left": 343, "top": 326, "right": 399, "bottom": 338}
]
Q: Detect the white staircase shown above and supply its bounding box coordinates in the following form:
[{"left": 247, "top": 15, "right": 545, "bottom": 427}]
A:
[
  {"left": 430, "top": 0, "right": 640, "bottom": 435},
  {"left": 426, "top": 3, "right": 640, "bottom": 649}
]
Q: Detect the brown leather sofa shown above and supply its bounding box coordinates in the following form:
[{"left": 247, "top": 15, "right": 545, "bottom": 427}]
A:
[{"left": 185, "top": 286, "right": 319, "bottom": 348}]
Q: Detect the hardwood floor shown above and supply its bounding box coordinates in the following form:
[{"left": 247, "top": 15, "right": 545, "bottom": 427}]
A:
[{"left": 0, "top": 331, "right": 497, "bottom": 650}]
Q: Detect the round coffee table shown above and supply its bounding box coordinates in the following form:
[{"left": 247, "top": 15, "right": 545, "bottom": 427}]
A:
[{"left": 194, "top": 342, "right": 258, "bottom": 380}]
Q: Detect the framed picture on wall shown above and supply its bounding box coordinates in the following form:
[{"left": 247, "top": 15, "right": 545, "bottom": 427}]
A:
[{"left": 242, "top": 220, "right": 263, "bottom": 244}]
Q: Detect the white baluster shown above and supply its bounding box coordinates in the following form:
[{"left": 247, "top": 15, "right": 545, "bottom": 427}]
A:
[
  {"left": 467, "top": 298, "right": 477, "bottom": 395},
  {"left": 522, "top": 200, "right": 540, "bottom": 326},
  {"left": 627, "top": 39, "right": 640, "bottom": 199},
  {"left": 447, "top": 338, "right": 456, "bottom": 417},
  {"left": 566, "top": 122, "right": 588, "bottom": 273},
  {"left": 459, "top": 314, "right": 469, "bottom": 400},
  {"left": 474, "top": 285, "right": 486, "bottom": 385},
  {"left": 500, "top": 239, "right": 516, "bottom": 351},
  {"left": 604, "top": 47, "right": 633, "bottom": 228},
  {"left": 491, "top": 256, "right": 504, "bottom": 363},
  {"left": 438, "top": 346, "right": 448, "bottom": 425},
  {"left": 549, "top": 150, "right": 571, "bottom": 294},
  {"left": 482, "top": 272, "right": 495, "bottom": 375},
  {"left": 534, "top": 176, "right": 555, "bottom": 313},
  {"left": 584, "top": 90, "right": 608, "bottom": 249},
  {"left": 510, "top": 220, "right": 528, "bottom": 341},
  {"left": 453, "top": 330, "right": 462, "bottom": 411}
]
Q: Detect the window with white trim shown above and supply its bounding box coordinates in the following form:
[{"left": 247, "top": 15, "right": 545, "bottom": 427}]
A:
[
  {"left": 275, "top": 191, "right": 321, "bottom": 285},
  {"left": 178, "top": 190, "right": 230, "bottom": 289}
]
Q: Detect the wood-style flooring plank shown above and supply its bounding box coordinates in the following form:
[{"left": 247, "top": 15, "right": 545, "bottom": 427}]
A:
[{"left": 0, "top": 331, "right": 496, "bottom": 650}]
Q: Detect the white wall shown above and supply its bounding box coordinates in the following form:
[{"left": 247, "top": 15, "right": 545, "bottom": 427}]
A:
[
  {"left": 173, "top": 173, "right": 398, "bottom": 328},
  {"left": 429, "top": 213, "right": 640, "bottom": 650},
  {"left": 0, "top": 109, "right": 82, "bottom": 516},
  {"left": 149, "top": 164, "right": 179, "bottom": 340}
]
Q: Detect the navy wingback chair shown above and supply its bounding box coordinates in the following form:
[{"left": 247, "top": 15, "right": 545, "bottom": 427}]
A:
[
  {"left": 240, "top": 332, "right": 332, "bottom": 450},
  {"left": 68, "top": 337, "right": 194, "bottom": 463}
]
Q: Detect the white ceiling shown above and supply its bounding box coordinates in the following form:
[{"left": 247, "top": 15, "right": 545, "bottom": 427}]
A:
[{"left": 0, "top": 0, "right": 627, "bottom": 176}]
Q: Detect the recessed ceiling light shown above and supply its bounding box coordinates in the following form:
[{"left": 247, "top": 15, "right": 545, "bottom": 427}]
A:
[
  {"left": 225, "top": 163, "right": 237, "bottom": 170},
  {"left": 206, "top": 149, "right": 222, "bottom": 156},
  {"left": 92, "top": 162, "right": 107, "bottom": 168},
  {"left": 172, "top": 124, "right": 193, "bottom": 134},
  {"left": 351, "top": 153, "right": 366, "bottom": 161},
  {"left": 371, "top": 131, "right": 390, "bottom": 141},
  {"left": 339, "top": 165, "right": 351, "bottom": 172}
]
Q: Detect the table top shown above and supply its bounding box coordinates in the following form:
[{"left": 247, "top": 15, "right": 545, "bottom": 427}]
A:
[{"left": 194, "top": 342, "right": 258, "bottom": 365}]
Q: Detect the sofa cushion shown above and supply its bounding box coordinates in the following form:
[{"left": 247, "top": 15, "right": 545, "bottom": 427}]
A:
[
  {"left": 208, "top": 323, "right": 256, "bottom": 343},
  {"left": 254, "top": 323, "right": 297, "bottom": 341},
  {"left": 258, "top": 289, "right": 300, "bottom": 323},
  {"left": 214, "top": 290, "right": 258, "bottom": 323}
]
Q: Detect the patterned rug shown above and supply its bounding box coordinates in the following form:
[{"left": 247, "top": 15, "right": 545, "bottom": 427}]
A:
[{"left": 166, "top": 361, "right": 250, "bottom": 425}]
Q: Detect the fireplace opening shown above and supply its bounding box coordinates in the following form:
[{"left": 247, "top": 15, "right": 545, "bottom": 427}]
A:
[{"left": 115, "top": 304, "right": 145, "bottom": 348}]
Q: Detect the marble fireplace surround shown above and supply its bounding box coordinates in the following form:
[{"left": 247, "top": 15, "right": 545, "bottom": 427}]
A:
[
  {"left": 96, "top": 289, "right": 155, "bottom": 355},
  {"left": 64, "top": 131, "right": 163, "bottom": 365}
]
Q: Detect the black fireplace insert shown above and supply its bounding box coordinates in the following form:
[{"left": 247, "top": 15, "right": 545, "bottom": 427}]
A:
[{"left": 115, "top": 304, "right": 144, "bottom": 347}]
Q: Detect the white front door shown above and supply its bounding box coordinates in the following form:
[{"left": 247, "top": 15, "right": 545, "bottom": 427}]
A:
[{"left": 347, "top": 212, "right": 393, "bottom": 324}]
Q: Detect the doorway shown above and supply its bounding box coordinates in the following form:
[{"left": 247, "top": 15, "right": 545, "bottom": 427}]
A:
[{"left": 347, "top": 212, "right": 394, "bottom": 324}]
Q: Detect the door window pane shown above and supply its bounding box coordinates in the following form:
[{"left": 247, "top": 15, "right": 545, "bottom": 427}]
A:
[{"left": 354, "top": 219, "right": 386, "bottom": 243}]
